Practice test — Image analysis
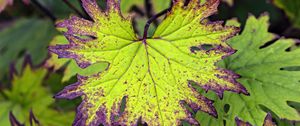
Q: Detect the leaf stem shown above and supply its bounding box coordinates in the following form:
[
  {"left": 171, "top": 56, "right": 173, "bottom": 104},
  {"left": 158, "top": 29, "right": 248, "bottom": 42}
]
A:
[
  {"left": 145, "top": 0, "right": 159, "bottom": 27},
  {"left": 31, "top": 0, "right": 57, "bottom": 21},
  {"left": 62, "top": 0, "right": 85, "bottom": 18},
  {"left": 143, "top": 8, "right": 169, "bottom": 40}
]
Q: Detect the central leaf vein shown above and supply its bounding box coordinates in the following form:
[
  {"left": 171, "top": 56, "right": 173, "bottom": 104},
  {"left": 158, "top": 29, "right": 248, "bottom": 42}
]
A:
[{"left": 144, "top": 42, "right": 165, "bottom": 125}]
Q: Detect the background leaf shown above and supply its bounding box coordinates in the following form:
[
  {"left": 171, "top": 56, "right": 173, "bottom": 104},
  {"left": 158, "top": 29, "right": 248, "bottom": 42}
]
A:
[
  {"left": 273, "top": 0, "right": 300, "bottom": 28},
  {"left": 0, "top": 63, "right": 74, "bottom": 126},
  {"left": 50, "top": 0, "right": 246, "bottom": 125},
  {"left": 0, "top": 18, "right": 57, "bottom": 80},
  {"left": 197, "top": 15, "right": 300, "bottom": 126},
  {"left": 36, "top": 0, "right": 82, "bottom": 19}
]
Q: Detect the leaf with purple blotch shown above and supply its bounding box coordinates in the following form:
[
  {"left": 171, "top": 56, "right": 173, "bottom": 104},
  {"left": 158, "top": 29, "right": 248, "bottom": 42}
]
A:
[{"left": 49, "top": 0, "right": 247, "bottom": 125}]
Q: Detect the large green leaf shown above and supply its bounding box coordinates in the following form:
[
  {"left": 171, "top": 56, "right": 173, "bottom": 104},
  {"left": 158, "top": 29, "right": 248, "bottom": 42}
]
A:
[
  {"left": 49, "top": 0, "right": 247, "bottom": 125},
  {"left": 198, "top": 15, "right": 300, "bottom": 126},
  {"left": 0, "top": 64, "right": 74, "bottom": 126},
  {"left": 0, "top": 18, "right": 57, "bottom": 80},
  {"left": 36, "top": 0, "right": 82, "bottom": 19},
  {"left": 273, "top": 0, "right": 300, "bottom": 28}
]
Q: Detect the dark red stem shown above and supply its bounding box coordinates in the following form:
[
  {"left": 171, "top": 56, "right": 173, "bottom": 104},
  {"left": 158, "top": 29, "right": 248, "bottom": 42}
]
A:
[{"left": 143, "top": 8, "right": 170, "bottom": 40}]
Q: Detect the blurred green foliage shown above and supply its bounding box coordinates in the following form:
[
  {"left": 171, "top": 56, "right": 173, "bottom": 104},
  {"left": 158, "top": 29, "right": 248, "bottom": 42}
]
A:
[
  {"left": 0, "top": 18, "right": 56, "bottom": 81},
  {"left": 0, "top": 64, "right": 74, "bottom": 126},
  {"left": 273, "top": 0, "right": 300, "bottom": 28}
]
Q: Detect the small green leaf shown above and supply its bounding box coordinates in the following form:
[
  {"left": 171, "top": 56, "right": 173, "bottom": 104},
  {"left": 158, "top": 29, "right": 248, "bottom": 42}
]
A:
[
  {"left": 0, "top": 63, "right": 74, "bottom": 126},
  {"left": 225, "top": 18, "right": 241, "bottom": 27},
  {"left": 50, "top": 0, "right": 246, "bottom": 125},
  {"left": 198, "top": 15, "right": 300, "bottom": 126}
]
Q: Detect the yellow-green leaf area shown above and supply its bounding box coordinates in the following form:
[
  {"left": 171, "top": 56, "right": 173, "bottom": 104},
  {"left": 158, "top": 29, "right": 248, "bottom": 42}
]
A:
[
  {"left": 45, "top": 35, "right": 108, "bottom": 82},
  {"left": 50, "top": 0, "right": 246, "bottom": 125}
]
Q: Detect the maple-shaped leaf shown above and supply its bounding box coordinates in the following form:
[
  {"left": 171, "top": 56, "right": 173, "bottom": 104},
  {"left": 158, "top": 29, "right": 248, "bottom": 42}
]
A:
[
  {"left": 49, "top": 0, "right": 247, "bottom": 125},
  {"left": 197, "top": 15, "right": 300, "bottom": 126},
  {"left": 45, "top": 35, "right": 108, "bottom": 82},
  {"left": 0, "top": 62, "right": 74, "bottom": 126},
  {"left": 235, "top": 113, "right": 276, "bottom": 126}
]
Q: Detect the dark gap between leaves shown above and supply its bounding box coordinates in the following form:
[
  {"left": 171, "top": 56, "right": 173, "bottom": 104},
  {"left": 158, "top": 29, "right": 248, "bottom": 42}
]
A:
[
  {"left": 17, "top": 50, "right": 26, "bottom": 58},
  {"left": 190, "top": 44, "right": 215, "bottom": 53},
  {"left": 73, "top": 34, "right": 97, "bottom": 40},
  {"left": 223, "top": 119, "right": 227, "bottom": 126},
  {"left": 224, "top": 104, "right": 230, "bottom": 113},
  {"left": 259, "top": 38, "right": 279, "bottom": 49},
  {"left": 280, "top": 66, "right": 300, "bottom": 71},
  {"left": 258, "top": 104, "right": 278, "bottom": 125},
  {"left": 287, "top": 101, "right": 300, "bottom": 110}
]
